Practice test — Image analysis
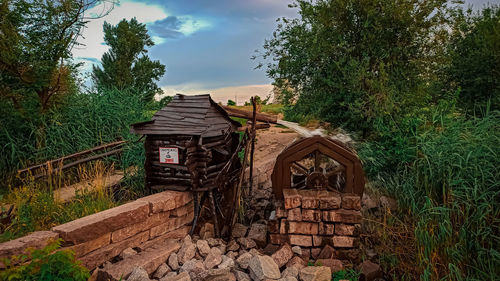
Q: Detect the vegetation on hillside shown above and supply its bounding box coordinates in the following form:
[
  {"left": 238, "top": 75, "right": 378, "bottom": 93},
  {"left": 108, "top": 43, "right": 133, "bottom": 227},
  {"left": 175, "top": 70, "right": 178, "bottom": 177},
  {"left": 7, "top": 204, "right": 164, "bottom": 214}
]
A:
[{"left": 262, "top": 0, "right": 500, "bottom": 280}]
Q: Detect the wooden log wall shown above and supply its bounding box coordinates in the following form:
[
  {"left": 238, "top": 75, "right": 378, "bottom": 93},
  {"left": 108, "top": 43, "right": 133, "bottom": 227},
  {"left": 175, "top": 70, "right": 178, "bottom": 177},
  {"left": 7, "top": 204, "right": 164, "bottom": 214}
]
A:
[{"left": 145, "top": 133, "right": 240, "bottom": 192}]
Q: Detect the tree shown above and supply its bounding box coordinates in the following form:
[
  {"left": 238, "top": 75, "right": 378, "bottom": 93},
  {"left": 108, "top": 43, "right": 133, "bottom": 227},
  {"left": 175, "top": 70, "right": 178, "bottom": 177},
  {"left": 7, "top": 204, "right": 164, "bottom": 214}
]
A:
[
  {"left": 227, "top": 99, "right": 236, "bottom": 106},
  {"left": 0, "top": 0, "right": 110, "bottom": 114},
  {"left": 92, "top": 18, "right": 165, "bottom": 102},
  {"left": 447, "top": 6, "right": 500, "bottom": 114},
  {"left": 261, "top": 0, "right": 454, "bottom": 137}
]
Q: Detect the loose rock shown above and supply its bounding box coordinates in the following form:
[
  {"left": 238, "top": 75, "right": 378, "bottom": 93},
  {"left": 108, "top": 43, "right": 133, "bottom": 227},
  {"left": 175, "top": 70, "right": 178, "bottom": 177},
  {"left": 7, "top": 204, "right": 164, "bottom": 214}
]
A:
[
  {"left": 178, "top": 241, "right": 196, "bottom": 265},
  {"left": 282, "top": 266, "right": 299, "bottom": 279},
  {"left": 168, "top": 252, "right": 180, "bottom": 271},
  {"left": 286, "top": 256, "right": 307, "bottom": 270},
  {"left": 271, "top": 243, "right": 294, "bottom": 268},
  {"left": 299, "top": 266, "right": 331, "bottom": 281},
  {"left": 205, "top": 247, "right": 223, "bottom": 269},
  {"left": 236, "top": 252, "right": 252, "bottom": 269},
  {"left": 292, "top": 246, "right": 302, "bottom": 255},
  {"left": 218, "top": 255, "right": 235, "bottom": 270},
  {"left": 160, "top": 272, "right": 191, "bottom": 281},
  {"left": 231, "top": 223, "right": 248, "bottom": 238},
  {"left": 234, "top": 270, "right": 251, "bottom": 281},
  {"left": 237, "top": 237, "right": 257, "bottom": 249},
  {"left": 196, "top": 239, "right": 211, "bottom": 257},
  {"left": 180, "top": 259, "right": 207, "bottom": 281},
  {"left": 227, "top": 240, "right": 240, "bottom": 252},
  {"left": 248, "top": 255, "right": 281, "bottom": 280},
  {"left": 247, "top": 223, "right": 267, "bottom": 247},
  {"left": 153, "top": 263, "right": 171, "bottom": 279},
  {"left": 126, "top": 267, "right": 150, "bottom": 281},
  {"left": 315, "top": 259, "right": 343, "bottom": 273},
  {"left": 359, "top": 260, "right": 382, "bottom": 281}
]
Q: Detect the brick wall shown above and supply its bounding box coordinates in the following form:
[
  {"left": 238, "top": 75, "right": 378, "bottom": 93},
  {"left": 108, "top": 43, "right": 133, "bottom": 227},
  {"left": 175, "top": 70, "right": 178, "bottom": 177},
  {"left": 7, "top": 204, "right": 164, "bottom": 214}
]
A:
[
  {"left": 0, "top": 191, "right": 193, "bottom": 270},
  {"left": 269, "top": 189, "right": 361, "bottom": 261}
]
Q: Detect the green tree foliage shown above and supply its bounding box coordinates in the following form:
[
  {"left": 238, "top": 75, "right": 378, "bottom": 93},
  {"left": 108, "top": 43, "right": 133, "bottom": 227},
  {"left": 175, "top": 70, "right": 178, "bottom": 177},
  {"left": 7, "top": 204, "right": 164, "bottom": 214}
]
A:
[
  {"left": 0, "top": 0, "right": 107, "bottom": 114},
  {"left": 447, "top": 6, "right": 500, "bottom": 114},
  {"left": 92, "top": 18, "right": 166, "bottom": 103},
  {"left": 227, "top": 99, "right": 236, "bottom": 106},
  {"left": 262, "top": 0, "right": 453, "bottom": 137}
]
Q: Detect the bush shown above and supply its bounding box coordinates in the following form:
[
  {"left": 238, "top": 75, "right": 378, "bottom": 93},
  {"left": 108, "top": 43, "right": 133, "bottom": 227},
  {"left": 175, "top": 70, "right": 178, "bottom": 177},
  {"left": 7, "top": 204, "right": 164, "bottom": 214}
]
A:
[
  {"left": 359, "top": 108, "right": 500, "bottom": 280},
  {"left": 0, "top": 239, "right": 90, "bottom": 281}
]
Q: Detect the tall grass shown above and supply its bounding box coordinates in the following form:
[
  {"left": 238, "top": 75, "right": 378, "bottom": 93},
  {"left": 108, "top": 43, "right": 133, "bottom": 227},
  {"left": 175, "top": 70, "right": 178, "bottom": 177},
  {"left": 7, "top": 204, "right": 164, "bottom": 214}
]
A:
[
  {"left": 1, "top": 161, "right": 117, "bottom": 242},
  {"left": 360, "top": 109, "right": 500, "bottom": 280},
  {"left": 0, "top": 88, "right": 155, "bottom": 191}
]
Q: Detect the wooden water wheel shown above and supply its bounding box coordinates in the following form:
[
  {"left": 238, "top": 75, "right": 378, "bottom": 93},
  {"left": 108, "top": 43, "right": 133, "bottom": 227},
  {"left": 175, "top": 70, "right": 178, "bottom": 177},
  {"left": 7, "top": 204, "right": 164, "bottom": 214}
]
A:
[{"left": 272, "top": 136, "right": 365, "bottom": 200}]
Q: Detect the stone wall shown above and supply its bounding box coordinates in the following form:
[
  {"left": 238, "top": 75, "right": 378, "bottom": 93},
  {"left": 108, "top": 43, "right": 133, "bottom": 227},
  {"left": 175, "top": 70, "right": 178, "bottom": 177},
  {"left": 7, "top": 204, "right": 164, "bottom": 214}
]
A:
[
  {"left": 0, "top": 191, "right": 193, "bottom": 270},
  {"left": 268, "top": 189, "right": 361, "bottom": 263}
]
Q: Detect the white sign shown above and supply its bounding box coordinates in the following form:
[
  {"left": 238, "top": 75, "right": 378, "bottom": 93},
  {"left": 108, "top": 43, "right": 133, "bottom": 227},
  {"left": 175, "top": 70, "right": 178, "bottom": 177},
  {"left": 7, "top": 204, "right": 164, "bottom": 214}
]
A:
[{"left": 159, "top": 147, "right": 179, "bottom": 164}]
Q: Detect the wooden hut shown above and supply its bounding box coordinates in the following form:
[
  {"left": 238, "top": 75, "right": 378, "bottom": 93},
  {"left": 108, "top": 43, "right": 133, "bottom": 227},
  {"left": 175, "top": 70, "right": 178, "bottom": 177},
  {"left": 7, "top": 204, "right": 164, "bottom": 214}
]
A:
[
  {"left": 131, "top": 94, "right": 247, "bottom": 237},
  {"left": 130, "top": 94, "right": 242, "bottom": 192}
]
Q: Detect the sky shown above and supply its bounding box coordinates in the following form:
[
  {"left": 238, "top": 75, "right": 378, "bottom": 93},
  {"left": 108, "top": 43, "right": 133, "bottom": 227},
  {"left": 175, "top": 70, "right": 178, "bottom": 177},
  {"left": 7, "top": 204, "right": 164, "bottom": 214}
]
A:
[{"left": 73, "top": 0, "right": 498, "bottom": 104}]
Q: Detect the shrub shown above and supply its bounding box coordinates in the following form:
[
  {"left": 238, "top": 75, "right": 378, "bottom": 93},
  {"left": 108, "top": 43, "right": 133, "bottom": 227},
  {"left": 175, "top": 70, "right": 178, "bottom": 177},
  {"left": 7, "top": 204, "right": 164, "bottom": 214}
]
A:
[
  {"left": 0, "top": 239, "right": 90, "bottom": 281},
  {"left": 360, "top": 108, "right": 500, "bottom": 280}
]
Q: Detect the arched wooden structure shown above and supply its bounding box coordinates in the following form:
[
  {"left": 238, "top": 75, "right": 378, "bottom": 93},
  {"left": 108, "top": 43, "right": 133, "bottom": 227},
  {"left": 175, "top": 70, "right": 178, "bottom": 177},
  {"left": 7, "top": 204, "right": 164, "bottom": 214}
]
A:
[{"left": 271, "top": 136, "right": 365, "bottom": 200}]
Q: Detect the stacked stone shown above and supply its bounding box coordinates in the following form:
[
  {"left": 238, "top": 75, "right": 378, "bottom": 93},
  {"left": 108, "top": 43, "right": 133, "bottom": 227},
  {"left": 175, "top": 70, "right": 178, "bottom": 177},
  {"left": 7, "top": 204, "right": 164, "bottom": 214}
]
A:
[
  {"left": 268, "top": 189, "right": 361, "bottom": 261},
  {"left": 0, "top": 191, "right": 194, "bottom": 271}
]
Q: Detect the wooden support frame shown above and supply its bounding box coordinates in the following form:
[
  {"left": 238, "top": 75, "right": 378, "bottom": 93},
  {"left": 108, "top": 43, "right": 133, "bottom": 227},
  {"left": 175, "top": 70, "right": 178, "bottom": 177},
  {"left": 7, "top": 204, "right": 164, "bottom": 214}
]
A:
[{"left": 271, "top": 136, "right": 365, "bottom": 199}]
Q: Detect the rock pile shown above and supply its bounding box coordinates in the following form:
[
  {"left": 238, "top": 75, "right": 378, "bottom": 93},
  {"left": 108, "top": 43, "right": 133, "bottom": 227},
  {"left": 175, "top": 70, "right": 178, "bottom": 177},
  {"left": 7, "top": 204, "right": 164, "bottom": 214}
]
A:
[{"left": 108, "top": 231, "right": 346, "bottom": 281}]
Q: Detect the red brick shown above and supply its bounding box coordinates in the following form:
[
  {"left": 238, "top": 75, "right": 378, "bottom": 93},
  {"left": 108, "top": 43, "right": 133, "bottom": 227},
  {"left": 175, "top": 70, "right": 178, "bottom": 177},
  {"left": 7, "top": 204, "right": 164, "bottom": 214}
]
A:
[
  {"left": 287, "top": 208, "right": 302, "bottom": 221},
  {"left": 276, "top": 204, "right": 286, "bottom": 218},
  {"left": 302, "top": 209, "right": 321, "bottom": 222},
  {"left": 53, "top": 200, "right": 149, "bottom": 244},
  {"left": 322, "top": 209, "right": 362, "bottom": 224},
  {"left": 111, "top": 211, "right": 170, "bottom": 243},
  {"left": 67, "top": 233, "right": 110, "bottom": 257},
  {"left": 341, "top": 194, "right": 361, "bottom": 210},
  {"left": 138, "top": 191, "right": 193, "bottom": 214},
  {"left": 312, "top": 236, "right": 325, "bottom": 247},
  {"left": 79, "top": 231, "right": 149, "bottom": 270},
  {"left": 332, "top": 236, "right": 357, "bottom": 248},
  {"left": 150, "top": 211, "right": 194, "bottom": 238},
  {"left": 287, "top": 221, "right": 318, "bottom": 235},
  {"left": 334, "top": 224, "right": 359, "bottom": 236},
  {"left": 318, "top": 222, "right": 335, "bottom": 235},
  {"left": 318, "top": 191, "right": 341, "bottom": 209},
  {"left": 299, "top": 190, "right": 319, "bottom": 209},
  {"left": 269, "top": 234, "right": 288, "bottom": 245},
  {"left": 283, "top": 189, "right": 301, "bottom": 209},
  {"left": 289, "top": 235, "right": 312, "bottom": 247}
]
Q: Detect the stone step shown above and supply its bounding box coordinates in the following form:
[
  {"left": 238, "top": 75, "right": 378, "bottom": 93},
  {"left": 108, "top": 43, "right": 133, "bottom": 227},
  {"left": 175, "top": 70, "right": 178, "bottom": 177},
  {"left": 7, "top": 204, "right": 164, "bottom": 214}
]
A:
[{"left": 97, "top": 238, "right": 181, "bottom": 281}]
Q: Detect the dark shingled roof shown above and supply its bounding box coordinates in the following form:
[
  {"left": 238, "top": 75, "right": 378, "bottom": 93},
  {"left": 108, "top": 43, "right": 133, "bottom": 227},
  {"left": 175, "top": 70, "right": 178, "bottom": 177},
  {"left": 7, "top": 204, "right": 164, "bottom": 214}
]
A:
[{"left": 130, "top": 94, "right": 241, "bottom": 137}]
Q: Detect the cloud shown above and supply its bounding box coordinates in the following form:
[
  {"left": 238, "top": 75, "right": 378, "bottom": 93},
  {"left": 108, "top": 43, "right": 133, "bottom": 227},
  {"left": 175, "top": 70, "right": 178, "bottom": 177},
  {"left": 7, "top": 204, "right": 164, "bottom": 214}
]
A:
[
  {"left": 148, "top": 16, "right": 184, "bottom": 39},
  {"left": 148, "top": 15, "right": 212, "bottom": 40}
]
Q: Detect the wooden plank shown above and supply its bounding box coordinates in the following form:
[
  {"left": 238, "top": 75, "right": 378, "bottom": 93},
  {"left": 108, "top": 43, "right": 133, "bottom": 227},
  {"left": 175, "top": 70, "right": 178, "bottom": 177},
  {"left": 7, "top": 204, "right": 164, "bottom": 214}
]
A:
[
  {"left": 221, "top": 105, "right": 277, "bottom": 123},
  {"left": 18, "top": 140, "right": 126, "bottom": 174}
]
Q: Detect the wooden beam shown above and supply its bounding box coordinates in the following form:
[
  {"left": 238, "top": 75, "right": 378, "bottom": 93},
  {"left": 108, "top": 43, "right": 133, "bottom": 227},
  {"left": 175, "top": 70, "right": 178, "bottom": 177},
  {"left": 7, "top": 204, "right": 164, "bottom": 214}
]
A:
[{"left": 221, "top": 105, "right": 277, "bottom": 123}]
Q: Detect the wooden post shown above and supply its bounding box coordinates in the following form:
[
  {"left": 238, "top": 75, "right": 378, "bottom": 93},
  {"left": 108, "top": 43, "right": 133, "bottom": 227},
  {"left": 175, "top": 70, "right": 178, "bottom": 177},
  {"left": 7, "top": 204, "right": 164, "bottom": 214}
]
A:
[{"left": 249, "top": 97, "right": 257, "bottom": 195}]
